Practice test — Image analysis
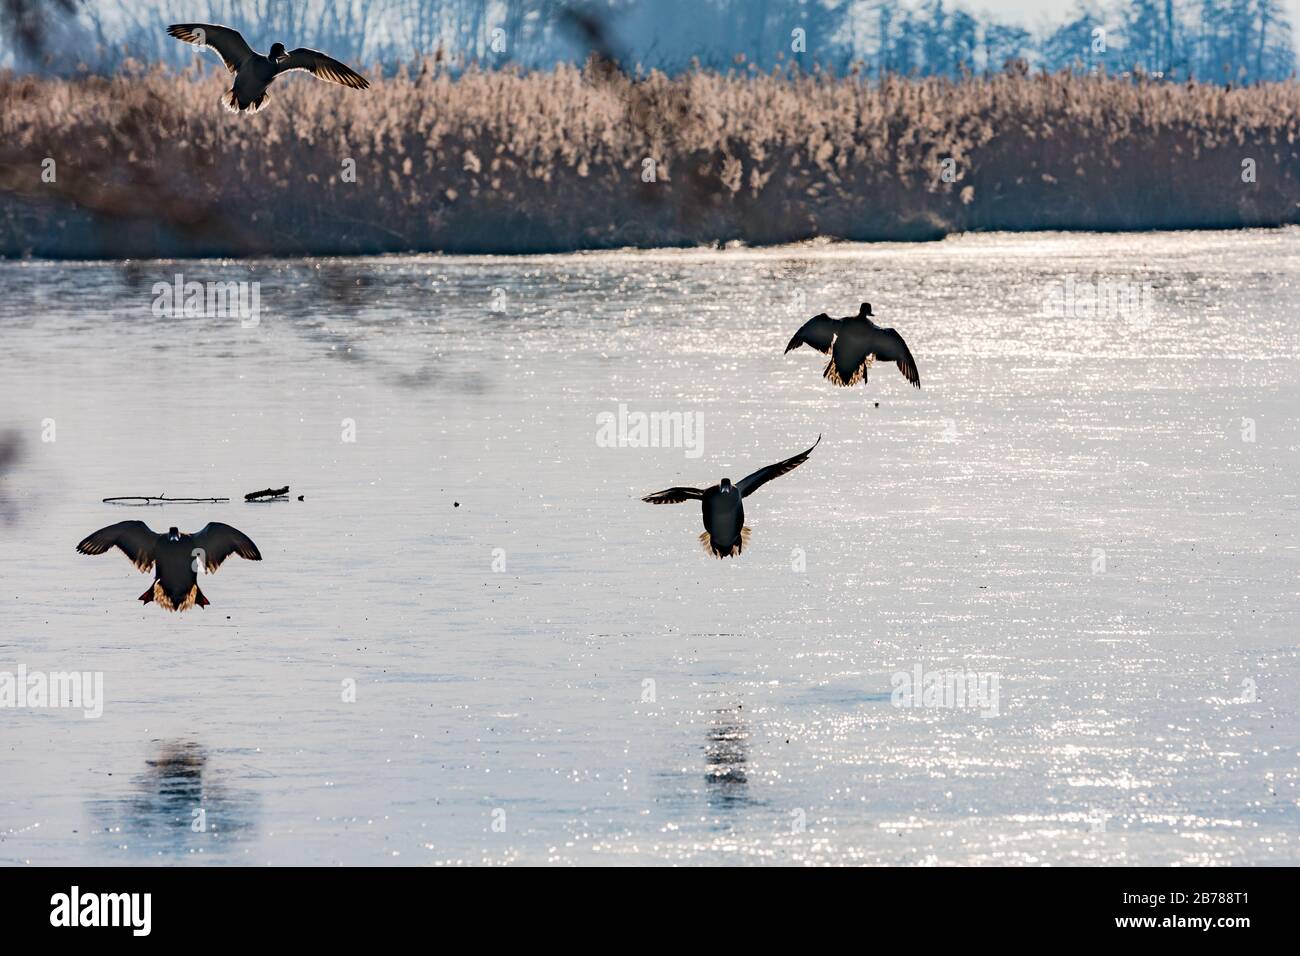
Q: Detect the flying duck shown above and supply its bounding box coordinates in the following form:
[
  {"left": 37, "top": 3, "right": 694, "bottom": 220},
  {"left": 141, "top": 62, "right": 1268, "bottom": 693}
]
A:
[
  {"left": 167, "top": 23, "right": 369, "bottom": 113},
  {"left": 642, "top": 436, "right": 820, "bottom": 558},
  {"left": 76, "top": 521, "right": 261, "bottom": 611},
  {"left": 785, "top": 303, "right": 920, "bottom": 389}
]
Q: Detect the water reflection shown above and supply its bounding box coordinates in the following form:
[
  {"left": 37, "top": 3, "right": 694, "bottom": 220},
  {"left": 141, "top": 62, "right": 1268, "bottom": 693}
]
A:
[
  {"left": 317, "top": 263, "right": 375, "bottom": 309},
  {"left": 704, "top": 704, "right": 751, "bottom": 810},
  {"left": 0, "top": 429, "right": 25, "bottom": 524},
  {"left": 85, "top": 739, "right": 258, "bottom": 858}
]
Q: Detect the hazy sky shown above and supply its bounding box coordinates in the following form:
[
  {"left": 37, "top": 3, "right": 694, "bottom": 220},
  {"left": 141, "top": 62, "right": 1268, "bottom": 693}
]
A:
[{"left": 975, "top": 0, "right": 1300, "bottom": 41}]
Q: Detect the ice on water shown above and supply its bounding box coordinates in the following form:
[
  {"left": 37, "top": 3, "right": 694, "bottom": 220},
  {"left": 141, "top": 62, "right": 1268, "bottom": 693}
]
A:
[{"left": 0, "top": 229, "right": 1296, "bottom": 864}]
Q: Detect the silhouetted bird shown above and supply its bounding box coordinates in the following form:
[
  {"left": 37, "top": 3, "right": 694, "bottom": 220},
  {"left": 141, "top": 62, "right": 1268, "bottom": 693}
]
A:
[
  {"left": 786, "top": 303, "right": 920, "bottom": 389},
  {"left": 642, "top": 437, "right": 820, "bottom": 558},
  {"left": 76, "top": 522, "right": 261, "bottom": 611},
  {"left": 167, "top": 24, "right": 369, "bottom": 113}
]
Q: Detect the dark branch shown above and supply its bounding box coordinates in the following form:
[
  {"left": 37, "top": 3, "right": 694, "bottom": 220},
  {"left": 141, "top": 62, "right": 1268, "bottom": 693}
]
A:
[{"left": 244, "top": 486, "right": 290, "bottom": 501}]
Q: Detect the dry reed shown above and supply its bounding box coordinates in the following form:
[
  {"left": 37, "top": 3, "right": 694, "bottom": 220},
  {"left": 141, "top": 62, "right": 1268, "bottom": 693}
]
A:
[{"left": 2, "top": 62, "right": 1299, "bottom": 257}]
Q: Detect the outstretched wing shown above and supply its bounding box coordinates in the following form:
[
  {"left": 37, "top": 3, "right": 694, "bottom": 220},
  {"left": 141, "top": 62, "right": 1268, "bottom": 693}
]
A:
[
  {"left": 736, "top": 435, "right": 821, "bottom": 498},
  {"left": 785, "top": 314, "right": 840, "bottom": 354},
  {"left": 167, "top": 23, "right": 254, "bottom": 73},
  {"left": 870, "top": 326, "right": 921, "bottom": 388},
  {"left": 76, "top": 521, "right": 158, "bottom": 572},
  {"left": 189, "top": 523, "right": 262, "bottom": 572},
  {"left": 275, "top": 48, "right": 370, "bottom": 90},
  {"left": 642, "top": 487, "right": 705, "bottom": 505}
]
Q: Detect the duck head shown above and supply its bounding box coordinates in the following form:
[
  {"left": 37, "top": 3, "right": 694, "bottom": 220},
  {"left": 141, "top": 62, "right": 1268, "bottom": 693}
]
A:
[
  {"left": 167, "top": 527, "right": 180, "bottom": 541},
  {"left": 269, "top": 42, "right": 289, "bottom": 62},
  {"left": 858, "top": 302, "right": 874, "bottom": 318},
  {"left": 719, "top": 478, "right": 733, "bottom": 494}
]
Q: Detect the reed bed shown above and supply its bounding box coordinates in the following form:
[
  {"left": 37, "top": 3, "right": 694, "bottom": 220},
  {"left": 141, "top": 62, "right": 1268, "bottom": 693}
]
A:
[{"left": 2, "top": 62, "right": 1299, "bottom": 257}]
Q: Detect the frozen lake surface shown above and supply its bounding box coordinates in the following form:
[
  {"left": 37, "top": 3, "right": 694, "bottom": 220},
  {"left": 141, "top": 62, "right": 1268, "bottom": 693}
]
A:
[{"left": 0, "top": 229, "right": 1297, "bottom": 865}]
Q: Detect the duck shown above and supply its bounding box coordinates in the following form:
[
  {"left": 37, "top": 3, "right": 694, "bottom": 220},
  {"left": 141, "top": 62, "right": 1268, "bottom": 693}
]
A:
[
  {"left": 76, "top": 521, "right": 261, "bottom": 611},
  {"left": 167, "top": 23, "right": 369, "bottom": 113},
  {"left": 642, "top": 437, "right": 820, "bottom": 558},
  {"left": 785, "top": 303, "right": 920, "bottom": 389}
]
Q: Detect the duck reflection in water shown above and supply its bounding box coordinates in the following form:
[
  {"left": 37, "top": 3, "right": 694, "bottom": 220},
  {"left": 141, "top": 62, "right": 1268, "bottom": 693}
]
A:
[
  {"left": 705, "top": 705, "right": 752, "bottom": 810},
  {"left": 86, "top": 740, "right": 257, "bottom": 856}
]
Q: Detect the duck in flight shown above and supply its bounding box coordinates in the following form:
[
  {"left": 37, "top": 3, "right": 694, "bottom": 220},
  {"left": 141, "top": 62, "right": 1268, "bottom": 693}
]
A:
[
  {"left": 167, "top": 23, "right": 369, "bottom": 113},
  {"left": 642, "top": 437, "right": 820, "bottom": 558},
  {"left": 76, "top": 521, "right": 262, "bottom": 611},
  {"left": 785, "top": 303, "right": 920, "bottom": 389}
]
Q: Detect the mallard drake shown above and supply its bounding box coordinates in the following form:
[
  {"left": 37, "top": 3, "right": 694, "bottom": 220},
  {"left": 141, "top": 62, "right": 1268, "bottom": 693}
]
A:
[
  {"left": 76, "top": 521, "right": 261, "bottom": 611},
  {"left": 167, "top": 23, "right": 369, "bottom": 113},
  {"left": 786, "top": 303, "right": 921, "bottom": 389},
  {"left": 642, "top": 437, "right": 820, "bottom": 558}
]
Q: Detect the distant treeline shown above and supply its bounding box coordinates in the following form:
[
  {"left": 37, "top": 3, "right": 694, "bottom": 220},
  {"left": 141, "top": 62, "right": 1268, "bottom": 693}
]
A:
[
  {"left": 3, "top": 0, "right": 1296, "bottom": 84},
  {"left": 2, "top": 65, "right": 1299, "bottom": 258}
]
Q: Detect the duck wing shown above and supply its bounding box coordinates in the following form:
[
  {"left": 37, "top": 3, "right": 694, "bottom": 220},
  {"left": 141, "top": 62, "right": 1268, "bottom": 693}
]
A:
[
  {"left": 275, "top": 48, "right": 370, "bottom": 89},
  {"left": 76, "top": 521, "right": 158, "bottom": 572},
  {"left": 167, "top": 24, "right": 254, "bottom": 73},
  {"left": 868, "top": 326, "right": 921, "bottom": 388},
  {"left": 784, "top": 314, "right": 840, "bottom": 354},
  {"left": 736, "top": 436, "right": 820, "bottom": 497},
  {"left": 642, "top": 487, "right": 705, "bottom": 505},
  {"left": 189, "top": 523, "right": 262, "bottom": 572}
]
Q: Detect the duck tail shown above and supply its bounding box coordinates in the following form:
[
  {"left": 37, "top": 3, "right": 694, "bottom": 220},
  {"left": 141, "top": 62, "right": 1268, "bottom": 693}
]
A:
[
  {"left": 699, "top": 531, "right": 729, "bottom": 558},
  {"left": 139, "top": 581, "right": 181, "bottom": 611},
  {"left": 823, "top": 357, "right": 864, "bottom": 387},
  {"left": 195, "top": 585, "right": 210, "bottom": 608},
  {"left": 221, "top": 90, "right": 269, "bottom": 113},
  {"left": 699, "top": 527, "right": 751, "bottom": 559}
]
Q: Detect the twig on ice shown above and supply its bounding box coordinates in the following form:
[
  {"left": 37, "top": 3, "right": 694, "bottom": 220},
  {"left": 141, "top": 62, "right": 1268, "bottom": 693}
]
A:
[
  {"left": 244, "top": 486, "right": 290, "bottom": 501},
  {"left": 103, "top": 494, "right": 230, "bottom": 506}
]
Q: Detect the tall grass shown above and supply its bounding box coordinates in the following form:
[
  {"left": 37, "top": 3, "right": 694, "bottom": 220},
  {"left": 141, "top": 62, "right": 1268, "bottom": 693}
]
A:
[{"left": 2, "top": 62, "right": 1299, "bottom": 257}]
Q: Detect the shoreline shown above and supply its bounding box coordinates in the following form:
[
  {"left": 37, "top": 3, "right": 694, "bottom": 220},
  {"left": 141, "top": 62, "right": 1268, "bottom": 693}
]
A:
[{"left": 2, "top": 223, "right": 1297, "bottom": 266}]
